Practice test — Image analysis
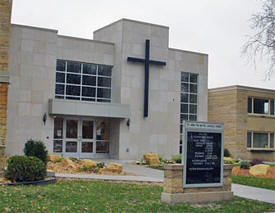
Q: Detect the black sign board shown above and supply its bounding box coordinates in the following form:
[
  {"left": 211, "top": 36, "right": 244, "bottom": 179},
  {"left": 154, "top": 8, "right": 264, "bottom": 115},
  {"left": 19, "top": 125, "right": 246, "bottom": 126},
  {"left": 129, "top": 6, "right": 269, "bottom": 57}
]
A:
[{"left": 183, "top": 122, "right": 224, "bottom": 188}]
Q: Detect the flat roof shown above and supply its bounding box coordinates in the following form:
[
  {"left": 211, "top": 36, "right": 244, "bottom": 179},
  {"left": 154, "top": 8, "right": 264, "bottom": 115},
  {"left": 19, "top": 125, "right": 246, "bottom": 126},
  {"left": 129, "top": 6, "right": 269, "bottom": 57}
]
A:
[
  {"left": 94, "top": 18, "right": 169, "bottom": 34},
  {"left": 209, "top": 85, "right": 275, "bottom": 93}
]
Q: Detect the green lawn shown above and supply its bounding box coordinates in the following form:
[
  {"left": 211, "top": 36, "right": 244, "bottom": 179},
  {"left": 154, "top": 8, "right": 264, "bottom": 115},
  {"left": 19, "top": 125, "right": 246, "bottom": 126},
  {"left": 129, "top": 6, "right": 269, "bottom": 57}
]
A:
[
  {"left": 0, "top": 180, "right": 274, "bottom": 213},
  {"left": 232, "top": 175, "right": 275, "bottom": 190}
]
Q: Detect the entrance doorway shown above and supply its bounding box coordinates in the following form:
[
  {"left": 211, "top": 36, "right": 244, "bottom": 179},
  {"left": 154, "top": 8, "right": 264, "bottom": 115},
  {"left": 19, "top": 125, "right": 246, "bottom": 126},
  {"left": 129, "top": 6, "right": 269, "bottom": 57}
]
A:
[{"left": 53, "top": 118, "right": 110, "bottom": 158}]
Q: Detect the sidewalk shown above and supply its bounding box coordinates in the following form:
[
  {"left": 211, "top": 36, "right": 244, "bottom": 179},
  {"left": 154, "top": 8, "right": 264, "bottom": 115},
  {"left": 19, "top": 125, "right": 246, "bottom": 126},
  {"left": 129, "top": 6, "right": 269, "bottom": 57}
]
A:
[
  {"left": 232, "top": 183, "right": 275, "bottom": 204},
  {"left": 56, "top": 161, "right": 275, "bottom": 205}
]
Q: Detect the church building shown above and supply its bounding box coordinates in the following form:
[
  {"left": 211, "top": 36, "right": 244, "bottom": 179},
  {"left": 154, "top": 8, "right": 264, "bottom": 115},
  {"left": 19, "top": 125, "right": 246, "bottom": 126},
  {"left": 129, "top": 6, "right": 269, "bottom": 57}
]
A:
[{"left": 0, "top": 1, "right": 208, "bottom": 160}]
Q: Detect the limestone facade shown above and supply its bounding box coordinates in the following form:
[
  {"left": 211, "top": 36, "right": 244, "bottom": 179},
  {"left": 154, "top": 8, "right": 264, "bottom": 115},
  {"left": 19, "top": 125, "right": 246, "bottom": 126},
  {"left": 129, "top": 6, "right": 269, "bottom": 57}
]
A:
[
  {"left": 6, "top": 19, "right": 208, "bottom": 160},
  {"left": 208, "top": 85, "right": 275, "bottom": 161}
]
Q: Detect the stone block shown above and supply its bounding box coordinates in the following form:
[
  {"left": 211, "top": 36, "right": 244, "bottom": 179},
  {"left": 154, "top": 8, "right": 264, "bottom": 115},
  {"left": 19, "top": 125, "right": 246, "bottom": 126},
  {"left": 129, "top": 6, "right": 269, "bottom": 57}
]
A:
[
  {"left": 249, "top": 164, "right": 270, "bottom": 176},
  {"left": 161, "top": 191, "right": 233, "bottom": 204},
  {"left": 143, "top": 153, "right": 160, "bottom": 166}
]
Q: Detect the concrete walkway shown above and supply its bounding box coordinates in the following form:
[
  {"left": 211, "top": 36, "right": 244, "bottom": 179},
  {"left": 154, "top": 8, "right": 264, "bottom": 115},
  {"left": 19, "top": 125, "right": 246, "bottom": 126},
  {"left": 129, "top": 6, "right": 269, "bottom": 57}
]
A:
[
  {"left": 56, "top": 161, "right": 275, "bottom": 204},
  {"left": 232, "top": 183, "right": 275, "bottom": 204}
]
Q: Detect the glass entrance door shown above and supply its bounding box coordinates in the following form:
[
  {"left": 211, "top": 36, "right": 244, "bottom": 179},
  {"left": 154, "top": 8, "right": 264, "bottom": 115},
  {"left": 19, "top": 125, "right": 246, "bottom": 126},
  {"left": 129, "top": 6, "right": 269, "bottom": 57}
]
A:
[
  {"left": 53, "top": 117, "right": 110, "bottom": 158},
  {"left": 63, "top": 119, "right": 96, "bottom": 158},
  {"left": 80, "top": 120, "right": 95, "bottom": 158}
]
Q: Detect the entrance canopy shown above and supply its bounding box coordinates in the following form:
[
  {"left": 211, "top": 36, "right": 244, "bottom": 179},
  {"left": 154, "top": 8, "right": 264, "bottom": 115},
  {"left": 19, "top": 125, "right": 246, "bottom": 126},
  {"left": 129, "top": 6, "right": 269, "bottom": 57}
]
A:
[{"left": 49, "top": 99, "right": 130, "bottom": 119}]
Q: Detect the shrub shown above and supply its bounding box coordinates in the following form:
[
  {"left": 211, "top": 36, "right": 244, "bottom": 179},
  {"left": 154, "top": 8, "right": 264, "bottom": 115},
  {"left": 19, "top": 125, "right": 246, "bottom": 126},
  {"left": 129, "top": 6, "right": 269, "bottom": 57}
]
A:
[
  {"left": 69, "top": 157, "right": 79, "bottom": 162},
  {"left": 81, "top": 165, "right": 99, "bottom": 173},
  {"left": 172, "top": 154, "right": 182, "bottom": 164},
  {"left": 4, "top": 156, "right": 46, "bottom": 182},
  {"left": 251, "top": 158, "right": 263, "bottom": 166},
  {"left": 224, "top": 148, "right": 231, "bottom": 157},
  {"left": 96, "top": 162, "right": 105, "bottom": 168},
  {"left": 55, "top": 157, "right": 64, "bottom": 163},
  {"left": 24, "top": 139, "right": 48, "bottom": 164},
  {"left": 240, "top": 160, "right": 250, "bottom": 169}
]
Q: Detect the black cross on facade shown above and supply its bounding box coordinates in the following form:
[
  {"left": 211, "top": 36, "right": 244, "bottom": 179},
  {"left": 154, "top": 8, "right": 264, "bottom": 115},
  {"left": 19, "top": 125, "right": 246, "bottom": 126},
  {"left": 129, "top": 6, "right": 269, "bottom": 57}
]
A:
[{"left": 127, "top": 40, "right": 166, "bottom": 117}]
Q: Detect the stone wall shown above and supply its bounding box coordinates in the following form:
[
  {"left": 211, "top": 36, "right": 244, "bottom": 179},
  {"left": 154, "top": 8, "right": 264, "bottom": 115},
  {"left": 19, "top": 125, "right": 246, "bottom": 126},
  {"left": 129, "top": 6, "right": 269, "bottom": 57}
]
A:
[
  {"left": 208, "top": 88, "right": 239, "bottom": 157},
  {"left": 163, "top": 164, "right": 232, "bottom": 194},
  {"left": 0, "top": 0, "right": 12, "bottom": 155},
  {"left": 209, "top": 86, "right": 275, "bottom": 161},
  {"left": 162, "top": 164, "right": 233, "bottom": 204}
]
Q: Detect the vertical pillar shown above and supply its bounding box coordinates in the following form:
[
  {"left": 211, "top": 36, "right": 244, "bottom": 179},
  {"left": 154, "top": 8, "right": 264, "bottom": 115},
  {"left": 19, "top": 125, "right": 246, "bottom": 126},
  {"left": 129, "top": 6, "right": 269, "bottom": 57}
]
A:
[{"left": 0, "top": 0, "right": 12, "bottom": 155}]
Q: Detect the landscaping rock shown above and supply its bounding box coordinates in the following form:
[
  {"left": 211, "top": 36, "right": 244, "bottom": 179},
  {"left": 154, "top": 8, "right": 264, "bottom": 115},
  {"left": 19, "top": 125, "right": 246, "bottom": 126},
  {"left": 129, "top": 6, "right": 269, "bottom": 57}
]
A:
[
  {"left": 143, "top": 153, "right": 161, "bottom": 166},
  {"left": 224, "top": 157, "right": 234, "bottom": 164},
  {"left": 80, "top": 159, "right": 98, "bottom": 167},
  {"left": 61, "top": 158, "right": 77, "bottom": 170},
  {"left": 101, "top": 162, "right": 123, "bottom": 174},
  {"left": 48, "top": 154, "right": 61, "bottom": 162},
  {"left": 249, "top": 164, "right": 270, "bottom": 176}
]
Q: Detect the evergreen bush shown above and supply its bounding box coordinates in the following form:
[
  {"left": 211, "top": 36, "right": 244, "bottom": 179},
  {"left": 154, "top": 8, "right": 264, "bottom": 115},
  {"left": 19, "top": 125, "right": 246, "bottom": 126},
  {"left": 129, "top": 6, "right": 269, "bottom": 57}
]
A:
[
  {"left": 24, "top": 139, "right": 48, "bottom": 164},
  {"left": 240, "top": 160, "right": 250, "bottom": 169},
  {"left": 224, "top": 148, "right": 231, "bottom": 157},
  {"left": 4, "top": 156, "right": 46, "bottom": 182}
]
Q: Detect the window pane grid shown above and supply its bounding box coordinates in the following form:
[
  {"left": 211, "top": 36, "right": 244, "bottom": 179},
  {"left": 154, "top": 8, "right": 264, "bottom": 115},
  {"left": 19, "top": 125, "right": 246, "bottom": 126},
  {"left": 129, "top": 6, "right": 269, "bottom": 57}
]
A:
[
  {"left": 55, "top": 60, "right": 112, "bottom": 102},
  {"left": 179, "top": 72, "right": 198, "bottom": 154}
]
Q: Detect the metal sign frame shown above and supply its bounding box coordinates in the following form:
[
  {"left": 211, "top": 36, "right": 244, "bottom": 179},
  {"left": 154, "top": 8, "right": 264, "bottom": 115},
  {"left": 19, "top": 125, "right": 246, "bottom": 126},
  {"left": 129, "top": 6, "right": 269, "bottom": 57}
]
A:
[{"left": 182, "top": 121, "right": 224, "bottom": 188}]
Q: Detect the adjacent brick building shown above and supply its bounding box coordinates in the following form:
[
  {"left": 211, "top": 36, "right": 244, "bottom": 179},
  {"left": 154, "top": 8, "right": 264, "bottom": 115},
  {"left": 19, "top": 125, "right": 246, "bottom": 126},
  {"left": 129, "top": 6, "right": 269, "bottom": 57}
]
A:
[
  {"left": 208, "top": 85, "right": 275, "bottom": 161},
  {"left": 0, "top": 0, "right": 12, "bottom": 155}
]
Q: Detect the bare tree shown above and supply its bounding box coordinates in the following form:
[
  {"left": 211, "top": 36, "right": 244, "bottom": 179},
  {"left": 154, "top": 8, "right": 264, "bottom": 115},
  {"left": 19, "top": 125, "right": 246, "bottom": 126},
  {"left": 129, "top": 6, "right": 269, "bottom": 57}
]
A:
[{"left": 243, "top": 0, "right": 275, "bottom": 78}]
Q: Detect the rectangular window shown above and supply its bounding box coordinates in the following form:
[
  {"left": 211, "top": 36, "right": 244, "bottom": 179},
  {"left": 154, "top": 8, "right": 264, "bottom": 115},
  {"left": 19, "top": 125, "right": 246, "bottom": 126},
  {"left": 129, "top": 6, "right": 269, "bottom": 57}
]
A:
[
  {"left": 248, "top": 97, "right": 252, "bottom": 113},
  {"left": 248, "top": 97, "right": 275, "bottom": 116},
  {"left": 247, "top": 131, "right": 275, "bottom": 150},
  {"left": 253, "top": 133, "right": 268, "bottom": 148},
  {"left": 271, "top": 133, "right": 274, "bottom": 148},
  {"left": 180, "top": 72, "right": 198, "bottom": 153},
  {"left": 53, "top": 118, "right": 63, "bottom": 153},
  {"left": 254, "top": 98, "right": 269, "bottom": 114},
  {"left": 247, "top": 132, "right": 252, "bottom": 148},
  {"left": 55, "top": 59, "right": 112, "bottom": 102},
  {"left": 271, "top": 100, "right": 274, "bottom": 115}
]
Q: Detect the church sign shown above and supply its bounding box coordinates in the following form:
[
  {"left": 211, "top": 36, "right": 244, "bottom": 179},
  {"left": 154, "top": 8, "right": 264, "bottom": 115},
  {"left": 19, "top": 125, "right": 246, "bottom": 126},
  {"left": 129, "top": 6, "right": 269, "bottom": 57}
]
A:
[{"left": 182, "top": 121, "right": 224, "bottom": 188}]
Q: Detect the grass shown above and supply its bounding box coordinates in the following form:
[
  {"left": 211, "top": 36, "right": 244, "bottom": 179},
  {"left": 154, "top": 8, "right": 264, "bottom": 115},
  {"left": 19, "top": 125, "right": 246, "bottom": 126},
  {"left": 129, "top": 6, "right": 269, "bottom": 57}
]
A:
[
  {"left": 0, "top": 180, "right": 274, "bottom": 213},
  {"left": 232, "top": 175, "right": 275, "bottom": 190}
]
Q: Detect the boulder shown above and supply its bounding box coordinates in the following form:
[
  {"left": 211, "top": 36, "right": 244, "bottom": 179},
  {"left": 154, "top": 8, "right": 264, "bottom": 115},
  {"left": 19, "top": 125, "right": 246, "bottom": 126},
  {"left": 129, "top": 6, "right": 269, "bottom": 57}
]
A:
[
  {"left": 143, "top": 153, "right": 161, "bottom": 166},
  {"left": 102, "top": 162, "right": 123, "bottom": 173},
  {"left": 249, "top": 164, "right": 270, "bottom": 176},
  {"left": 224, "top": 157, "right": 234, "bottom": 164},
  {"left": 48, "top": 154, "right": 61, "bottom": 162},
  {"left": 61, "top": 158, "right": 77, "bottom": 169},
  {"left": 80, "top": 159, "right": 98, "bottom": 167}
]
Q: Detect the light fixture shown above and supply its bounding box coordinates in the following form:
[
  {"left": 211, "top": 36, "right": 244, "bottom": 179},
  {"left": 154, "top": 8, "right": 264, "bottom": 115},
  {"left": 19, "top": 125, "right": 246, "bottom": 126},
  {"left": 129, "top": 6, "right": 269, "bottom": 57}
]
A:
[{"left": 42, "top": 113, "right": 47, "bottom": 125}]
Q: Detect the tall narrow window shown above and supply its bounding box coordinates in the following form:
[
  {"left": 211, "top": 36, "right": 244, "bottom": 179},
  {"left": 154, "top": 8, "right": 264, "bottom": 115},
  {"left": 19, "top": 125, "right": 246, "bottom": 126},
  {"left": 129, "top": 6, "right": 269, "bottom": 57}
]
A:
[
  {"left": 248, "top": 97, "right": 252, "bottom": 113},
  {"left": 55, "top": 59, "right": 112, "bottom": 102},
  {"left": 53, "top": 118, "right": 63, "bottom": 153},
  {"left": 271, "top": 133, "right": 274, "bottom": 148},
  {"left": 247, "top": 132, "right": 252, "bottom": 148},
  {"left": 180, "top": 72, "right": 198, "bottom": 153},
  {"left": 271, "top": 100, "right": 274, "bottom": 115}
]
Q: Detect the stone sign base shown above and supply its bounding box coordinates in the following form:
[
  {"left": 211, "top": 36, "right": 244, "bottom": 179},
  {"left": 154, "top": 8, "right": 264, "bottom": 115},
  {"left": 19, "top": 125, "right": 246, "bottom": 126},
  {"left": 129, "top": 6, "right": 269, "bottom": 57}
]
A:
[
  {"left": 161, "top": 164, "right": 233, "bottom": 204},
  {"left": 162, "top": 191, "right": 233, "bottom": 204}
]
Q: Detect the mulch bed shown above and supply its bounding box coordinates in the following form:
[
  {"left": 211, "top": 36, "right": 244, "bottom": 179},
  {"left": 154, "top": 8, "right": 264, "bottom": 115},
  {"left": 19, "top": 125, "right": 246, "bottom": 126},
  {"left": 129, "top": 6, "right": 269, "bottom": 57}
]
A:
[{"left": 232, "top": 166, "right": 275, "bottom": 178}]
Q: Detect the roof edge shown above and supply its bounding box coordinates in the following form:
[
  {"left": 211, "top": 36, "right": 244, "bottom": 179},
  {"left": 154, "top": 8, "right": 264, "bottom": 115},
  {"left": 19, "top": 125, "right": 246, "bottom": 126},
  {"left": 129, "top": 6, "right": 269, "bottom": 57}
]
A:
[
  {"left": 209, "top": 85, "right": 275, "bottom": 93},
  {"left": 11, "top": 23, "right": 58, "bottom": 33},
  {"left": 169, "top": 47, "right": 208, "bottom": 56},
  {"left": 94, "top": 18, "right": 169, "bottom": 34}
]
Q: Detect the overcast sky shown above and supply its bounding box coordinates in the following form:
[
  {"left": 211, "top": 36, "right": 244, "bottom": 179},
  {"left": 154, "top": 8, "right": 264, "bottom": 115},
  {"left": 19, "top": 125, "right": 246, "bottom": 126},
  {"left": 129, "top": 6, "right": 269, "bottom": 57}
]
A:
[{"left": 11, "top": 0, "right": 275, "bottom": 89}]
